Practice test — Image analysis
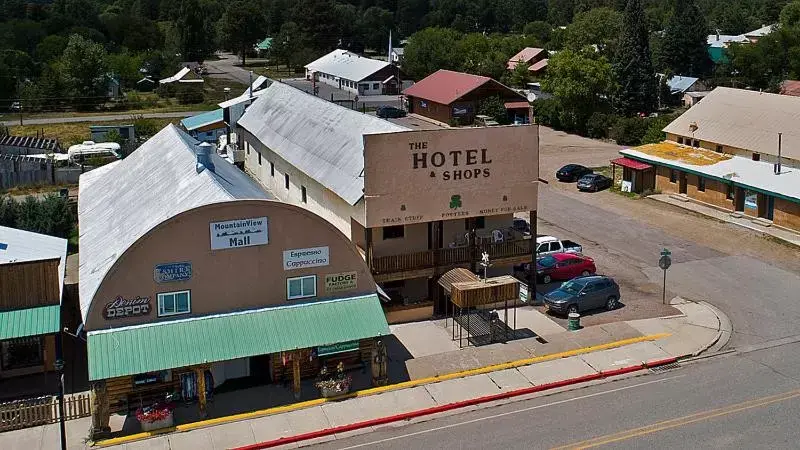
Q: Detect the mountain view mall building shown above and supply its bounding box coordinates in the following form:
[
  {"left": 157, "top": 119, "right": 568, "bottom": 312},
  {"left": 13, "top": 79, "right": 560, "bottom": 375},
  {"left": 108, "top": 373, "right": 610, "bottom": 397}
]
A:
[{"left": 78, "top": 125, "right": 389, "bottom": 439}]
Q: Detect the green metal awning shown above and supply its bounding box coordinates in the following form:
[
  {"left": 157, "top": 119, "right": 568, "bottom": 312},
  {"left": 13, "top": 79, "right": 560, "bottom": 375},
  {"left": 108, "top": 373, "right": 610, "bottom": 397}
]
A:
[
  {"left": 87, "top": 294, "right": 389, "bottom": 380},
  {"left": 0, "top": 305, "right": 61, "bottom": 340}
]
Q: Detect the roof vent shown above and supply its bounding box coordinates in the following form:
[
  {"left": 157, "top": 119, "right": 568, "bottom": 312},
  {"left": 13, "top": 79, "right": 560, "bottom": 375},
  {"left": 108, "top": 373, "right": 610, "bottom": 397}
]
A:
[{"left": 196, "top": 142, "right": 215, "bottom": 174}]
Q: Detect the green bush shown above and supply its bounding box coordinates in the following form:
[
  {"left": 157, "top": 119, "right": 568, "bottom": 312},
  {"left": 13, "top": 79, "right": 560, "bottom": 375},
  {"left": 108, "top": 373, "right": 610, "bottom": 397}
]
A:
[
  {"left": 586, "top": 113, "right": 615, "bottom": 139},
  {"left": 532, "top": 98, "right": 562, "bottom": 129},
  {"left": 2, "top": 194, "right": 74, "bottom": 239},
  {"left": 132, "top": 115, "right": 159, "bottom": 138},
  {"left": 610, "top": 117, "right": 649, "bottom": 146}
]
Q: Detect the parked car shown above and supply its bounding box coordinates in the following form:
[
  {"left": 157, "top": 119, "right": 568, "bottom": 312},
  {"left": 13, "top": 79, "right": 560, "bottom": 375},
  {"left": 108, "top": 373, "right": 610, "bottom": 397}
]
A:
[
  {"left": 474, "top": 115, "right": 500, "bottom": 126},
  {"left": 10, "top": 101, "right": 20, "bottom": 111},
  {"left": 536, "top": 236, "right": 582, "bottom": 256},
  {"left": 512, "top": 218, "right": 531, "bottom": 236},
  {"left": 536, "top": 253, "right": 596, "bottom": 284},
  {"left": 556, "top": 164, "right": 592, "bottom": 182},
  {"left": 376, "top": 106, "right": 407, "bottom": 118},
  {"left": 543, "top": 275, "right": 620, "bottom": 315},
  {"left": 577, "top": 174, "right": 613, "bottom": 192}
]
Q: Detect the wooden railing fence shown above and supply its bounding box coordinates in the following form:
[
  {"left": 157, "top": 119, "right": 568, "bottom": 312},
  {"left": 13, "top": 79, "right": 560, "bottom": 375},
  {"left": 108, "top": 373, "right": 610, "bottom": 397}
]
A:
[{"left": 0, "top": 393, "right": 91, "bottom": 432}]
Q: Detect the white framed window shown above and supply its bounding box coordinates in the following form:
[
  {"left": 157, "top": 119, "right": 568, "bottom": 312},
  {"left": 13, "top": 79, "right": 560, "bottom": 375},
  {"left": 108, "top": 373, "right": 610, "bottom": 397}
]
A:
[
  {"left": 287, "top": 275, "right": 316, "bottom": 300},
  {"left": 158, "top": 290, "right": 191, "bottom": 317}
]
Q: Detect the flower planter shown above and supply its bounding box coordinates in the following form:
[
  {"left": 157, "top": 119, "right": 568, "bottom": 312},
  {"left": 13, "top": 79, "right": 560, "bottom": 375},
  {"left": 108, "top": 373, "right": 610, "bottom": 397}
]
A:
[
  {"left": 139, "top": 411, "right": 174, "bottom": 431},
  {"left": 319, "top": 385, "right": 350, "bottom": 398}
]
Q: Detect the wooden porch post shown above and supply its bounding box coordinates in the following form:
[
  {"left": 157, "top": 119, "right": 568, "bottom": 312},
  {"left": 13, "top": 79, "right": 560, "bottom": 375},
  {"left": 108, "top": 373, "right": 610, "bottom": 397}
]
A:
[
  {"left": 292, "top": 353, "right": 301, "bottom": 399},
  {"left": 89, "top": 380, "right": 111, "bottom": 441},
  {"left": 195, "top": 367, "right": 207, "bottom": 418}
]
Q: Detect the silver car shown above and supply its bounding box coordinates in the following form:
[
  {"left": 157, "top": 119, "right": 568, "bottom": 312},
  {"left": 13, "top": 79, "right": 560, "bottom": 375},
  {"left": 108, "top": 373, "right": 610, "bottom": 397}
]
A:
[{"left": 543, "top": 275, "right": 620, "bottom": 315}]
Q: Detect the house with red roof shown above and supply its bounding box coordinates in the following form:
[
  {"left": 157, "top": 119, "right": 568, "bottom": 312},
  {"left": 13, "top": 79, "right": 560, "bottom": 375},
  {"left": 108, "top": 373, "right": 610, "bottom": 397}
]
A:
[
  {"left": 402, "top": 70, "right": 529, "bottom": 125},
  {"left": 507, "top": 47, "right": 549, "bottom": 74}
]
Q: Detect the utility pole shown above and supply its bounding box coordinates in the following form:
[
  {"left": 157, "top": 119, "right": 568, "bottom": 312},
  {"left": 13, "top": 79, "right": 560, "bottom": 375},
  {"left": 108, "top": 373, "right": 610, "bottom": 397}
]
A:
[{"left": 55, "top": 333, "right": 67, "bottom": 450}]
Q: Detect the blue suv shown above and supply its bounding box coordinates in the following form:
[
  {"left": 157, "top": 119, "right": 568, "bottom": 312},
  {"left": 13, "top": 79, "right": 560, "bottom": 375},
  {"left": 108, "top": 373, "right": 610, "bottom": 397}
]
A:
[{"left": 544, "top": 275, "right": 620, "bottom": 315}]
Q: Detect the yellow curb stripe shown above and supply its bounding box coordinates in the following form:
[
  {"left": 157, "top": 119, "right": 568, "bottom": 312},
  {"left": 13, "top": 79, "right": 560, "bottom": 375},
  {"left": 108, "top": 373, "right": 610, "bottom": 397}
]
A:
[{"left": 95, "top": 332, "right": 670, "bottom": 447}]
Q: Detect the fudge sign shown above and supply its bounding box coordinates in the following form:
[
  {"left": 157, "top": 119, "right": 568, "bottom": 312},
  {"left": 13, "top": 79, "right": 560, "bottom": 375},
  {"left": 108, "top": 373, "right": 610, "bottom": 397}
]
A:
[
  {"left": 104, "top": 296, "right": 151, "bottom": 319},
  {"left": 410, "top": 142, "right": 493, "bottom": 181}
]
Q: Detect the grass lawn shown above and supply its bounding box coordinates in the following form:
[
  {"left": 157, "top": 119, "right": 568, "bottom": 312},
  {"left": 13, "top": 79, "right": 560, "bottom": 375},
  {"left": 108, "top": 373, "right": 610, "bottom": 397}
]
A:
[
  {"left": 252, "top": 65, "right": 304, "bottom": 80},
  {"left": 10, "top": 118, "right": 181, "bottom": 147}
]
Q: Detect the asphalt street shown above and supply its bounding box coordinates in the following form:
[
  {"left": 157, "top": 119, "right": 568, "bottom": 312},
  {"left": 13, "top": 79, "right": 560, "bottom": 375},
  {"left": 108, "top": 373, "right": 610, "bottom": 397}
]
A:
[{"left": 308, "top": 340, "right": 800, "bottom": 450}]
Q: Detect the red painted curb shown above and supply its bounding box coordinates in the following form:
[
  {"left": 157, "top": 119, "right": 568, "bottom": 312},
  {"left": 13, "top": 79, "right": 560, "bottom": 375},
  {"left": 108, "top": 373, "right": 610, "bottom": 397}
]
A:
[{"left": 233, "top": 357, "right": 679, "bottom": 450}]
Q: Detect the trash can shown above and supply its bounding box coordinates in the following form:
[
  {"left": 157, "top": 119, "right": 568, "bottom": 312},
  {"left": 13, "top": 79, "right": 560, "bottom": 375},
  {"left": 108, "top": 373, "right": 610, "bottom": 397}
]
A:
[{"left": 567, "top": 312, "right": 581, "bottom": 331}]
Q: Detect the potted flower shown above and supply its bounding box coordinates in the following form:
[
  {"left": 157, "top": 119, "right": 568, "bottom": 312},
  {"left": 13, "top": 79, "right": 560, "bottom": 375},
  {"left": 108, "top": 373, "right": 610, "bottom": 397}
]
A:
[
  {"left": 135, "top": 402, "right": 175, "bottom": 431},
  {"left": 315, "top": 363, "right": 352, "bottom": 398}
]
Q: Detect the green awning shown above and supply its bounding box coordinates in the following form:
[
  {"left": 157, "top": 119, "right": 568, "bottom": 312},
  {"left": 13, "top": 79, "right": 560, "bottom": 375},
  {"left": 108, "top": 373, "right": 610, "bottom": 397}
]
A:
[
  {"left": 87, "top": 294, "right": 389, "bottom": 380},
  {"left": 0, "top": 305, "right": 61, "bottom": 340}
]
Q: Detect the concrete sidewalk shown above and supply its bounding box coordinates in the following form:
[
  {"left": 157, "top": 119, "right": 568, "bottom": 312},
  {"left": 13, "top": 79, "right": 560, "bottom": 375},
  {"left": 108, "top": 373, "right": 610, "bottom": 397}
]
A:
[
  {"left": 650, "top": 194, "right": 800, "bottom": 247},
  {"left": 0, "top": 299, "right": 729, "bottom": 450}
]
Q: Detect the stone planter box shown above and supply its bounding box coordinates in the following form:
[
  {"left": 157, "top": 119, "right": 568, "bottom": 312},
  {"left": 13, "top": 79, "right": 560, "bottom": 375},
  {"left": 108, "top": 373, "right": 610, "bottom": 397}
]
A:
[{"left": 139, "top": 412, "right": 174, "bottom": 431}]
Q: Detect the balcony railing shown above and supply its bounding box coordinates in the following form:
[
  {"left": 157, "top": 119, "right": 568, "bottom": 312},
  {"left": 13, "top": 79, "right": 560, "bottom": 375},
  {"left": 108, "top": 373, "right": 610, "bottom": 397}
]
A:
[{"left": 371, "top": 238, "right": 532, "bottom": 276}]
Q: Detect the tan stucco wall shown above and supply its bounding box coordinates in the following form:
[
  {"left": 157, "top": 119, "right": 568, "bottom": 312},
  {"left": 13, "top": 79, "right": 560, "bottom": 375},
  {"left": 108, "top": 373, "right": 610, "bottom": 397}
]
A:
[
  {"left": 85, "top": 200, "right": 375, "bottom": 331},
  {"left": 685, "top": 174, "right": 734, "bottom": 211},
  {"left": 655, "top": 166, "right": 678, "bottom": 194},
  {"left": 372, "top": 222, "right": 429, "bottom": 257},
  {"left": 774, "top": 198, "right": 800, "bottom": 232}
]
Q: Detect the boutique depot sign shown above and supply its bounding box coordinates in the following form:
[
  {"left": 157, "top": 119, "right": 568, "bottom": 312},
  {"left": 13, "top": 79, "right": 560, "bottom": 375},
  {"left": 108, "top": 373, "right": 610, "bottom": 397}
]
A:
[
  {"left": 154, "top": 262, "right": 192, "bottom": 283},
  {"left": 283, "top": 246, "right": 330, "bottom": 270},
  {"left": 363, "top": 126, "right": 539, "bottom": 227},
  {"left": 210, "top": 217, "right": 268, "bottom": 250},
  {"left": 104, "top": 295, "right": 151, "bottom": 319}
]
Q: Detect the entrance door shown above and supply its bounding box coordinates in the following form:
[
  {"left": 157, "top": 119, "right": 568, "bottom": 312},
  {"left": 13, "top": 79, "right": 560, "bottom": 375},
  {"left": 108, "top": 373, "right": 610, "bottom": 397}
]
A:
[
  {"left": 759, "top": 195, "right": 775, "bottom": 220},
  {"left": 250, "top": 354, "right": 271, "bottom": 381},
  {"left": 679, "top": 172, "right": 688, "bottom": 194}
]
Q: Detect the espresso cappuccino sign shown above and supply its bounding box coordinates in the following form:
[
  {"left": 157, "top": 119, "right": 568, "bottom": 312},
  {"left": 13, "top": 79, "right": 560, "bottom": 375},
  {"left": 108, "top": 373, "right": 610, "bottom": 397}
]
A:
[
  {"left": 104, "top": 295, "right": 151, "bottom": 319},
  {"left": 363, "top": 126, "right": 539, "bottom": 227},
  {"left": 325, "top": 271, "right": 358, "bottom": 293}
]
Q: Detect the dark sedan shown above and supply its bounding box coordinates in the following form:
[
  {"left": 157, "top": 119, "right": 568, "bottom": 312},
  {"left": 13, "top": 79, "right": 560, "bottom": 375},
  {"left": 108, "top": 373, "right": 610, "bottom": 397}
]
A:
[
  {"left": 376, "top": 106, "right": 407, "bottom": 118},
  {"left": 543, "top": 275, "right": 620, "bottom": 315},
  {"left": 577, "top": 174, "right": 613, "bottom": 192},
  {"left": 556, "top": 164, "right": 592, "bottom": 182}
]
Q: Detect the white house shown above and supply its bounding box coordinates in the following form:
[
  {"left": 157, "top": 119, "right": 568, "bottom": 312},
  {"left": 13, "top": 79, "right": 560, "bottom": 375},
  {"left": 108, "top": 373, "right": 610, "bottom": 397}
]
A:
[{"left": 304, "top": 49, "right": 400, "bottom": 96}]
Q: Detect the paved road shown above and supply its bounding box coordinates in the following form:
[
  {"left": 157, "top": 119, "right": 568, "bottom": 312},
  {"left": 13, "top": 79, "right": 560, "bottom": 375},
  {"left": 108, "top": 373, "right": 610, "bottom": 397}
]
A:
[
  {"left": 310, "top": 340, "right": 800, "bottom": 450},
  {"left": 205, "top": 53, "right": 258, "bottom": 85},
  {"left": 1, "top": 111, "right": 203, "bottom": 126}
]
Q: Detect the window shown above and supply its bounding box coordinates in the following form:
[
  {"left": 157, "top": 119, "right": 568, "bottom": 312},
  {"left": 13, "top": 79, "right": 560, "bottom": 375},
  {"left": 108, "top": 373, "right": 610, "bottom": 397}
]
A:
[
  {"left": 465, "top": 216, "right": 486, "bottom": 230},
  {"left": 726, "top": 184, "right": 735, "bottom": 200},
  {"left": 301, "top": 185, "right": 307, "bottom": 203},
  {"left": 246, "top": 142, "right": 249, "bottom": 155},
  {"left": 270, "top": 162, "right": 275, "bottom": 177},
  {"left": 697, "top": 176, "right": 705, "bottom": 192},
  {"left": 1, "top": 337, "right": 43, "bottom": 370},
  {"left": 716, "top": 145, "right": 723, "bottom": 153},
  {"left": 383, "top": 225, "right": 404, "bottom": 239},
  {"left": 677, "top": 137, "right": 684, "bottom": 145},
  {"left": 158, "top": 290, "right": 191, "bottom": 317},
  {"left": 373, "top": 83, "right": 379, "bottom": 90},
  {"left": 258, "top": 150, "right": 262, "bottom": 165},
  {"left": 284, "top": 173, "right": 289, "bottom": 189},
  {"left": 669, "top": 169, "right": 677, "bottom": 183},
  {"left": 752, "top": 153, "right": 760, "bottom": 161},
  {"left": 692, "top": 139, "right": 700, "bottom": 148},
  {"left": 287, "top": 275, "right": 316, "bottom": 300}
]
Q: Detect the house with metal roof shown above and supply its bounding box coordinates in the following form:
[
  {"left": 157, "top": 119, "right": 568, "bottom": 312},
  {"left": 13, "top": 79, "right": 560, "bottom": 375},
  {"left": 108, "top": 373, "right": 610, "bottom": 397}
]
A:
[
  {"left": 237, "top": 82, "right": 540, "bottom": 321},
  {"left": 305, "top": 49, "right": 401, "bottom": 96},
  {"left": 179, "top": 108, "right": 225, "bottom": 143},
  {"left": 78, "top": 123, "right": 389, "bottom": 438},
  {"left": 403, "top": 69, "right": 529, "bottom": 125},
  {"left": 665, "top": 75, "right": 706, "bottom": 95},
  {"left": 507, "top": 47, "right": 548, "bottom": 74},
  {"left": 0, "top": 135, "right": 62, "bottom": 155},
  {"left": 0, "top": 226, "right": 67, "bottom": 386},
  {"left": 613, "top": 87, "right": 800, "bottom": 232}
]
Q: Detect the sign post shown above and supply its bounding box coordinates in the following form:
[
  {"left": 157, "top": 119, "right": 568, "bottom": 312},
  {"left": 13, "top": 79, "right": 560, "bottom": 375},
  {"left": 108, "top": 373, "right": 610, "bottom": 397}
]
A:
[{"left": 658, "top": 248, "right": 672, "bottom": 305}]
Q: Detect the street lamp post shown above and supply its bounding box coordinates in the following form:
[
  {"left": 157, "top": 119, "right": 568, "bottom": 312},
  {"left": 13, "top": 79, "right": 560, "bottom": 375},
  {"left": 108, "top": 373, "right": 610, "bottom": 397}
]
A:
[{"left": 54, "top": 352, "right": 67, "bottom": 450}]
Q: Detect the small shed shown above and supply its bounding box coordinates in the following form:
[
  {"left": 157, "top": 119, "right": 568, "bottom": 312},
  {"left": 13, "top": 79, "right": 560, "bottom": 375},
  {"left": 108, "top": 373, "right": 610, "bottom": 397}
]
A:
[
  {"left": 611, "top": 157, "right": 654, "bottom": 193},
  {"left": 89, "top": 124, "right": 135, "bottom": 143}
]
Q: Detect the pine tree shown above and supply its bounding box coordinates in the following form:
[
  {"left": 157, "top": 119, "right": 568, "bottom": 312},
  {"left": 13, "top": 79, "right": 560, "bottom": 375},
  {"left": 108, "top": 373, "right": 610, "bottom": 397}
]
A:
[
  {"left": 614, "top": 0, "right": 657, "bottom": 115},
  {"left": 661, "top": 0, "right": 711, "bottom": 76}
]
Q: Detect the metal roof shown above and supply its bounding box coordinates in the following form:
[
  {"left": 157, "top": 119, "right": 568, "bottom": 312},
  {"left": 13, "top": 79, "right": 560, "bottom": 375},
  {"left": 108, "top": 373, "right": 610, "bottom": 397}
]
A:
[
  {"left": 78, "top": 125, "right": 271, "bottom": 321},
  {"left": 180, "top": 109, "right": 224, "bottom": 131},
  {"left": 86, "top": 293, "right": 389, "bottom": 380},
  {"left": 744, "top": 24, "right": 776, "bottom": 37},
  {"left": 781, "top": 80, "right": 800, "bottom": 97},
  {"left": 402, "top": 69, "right": 525, "bottom": 105},
  {"left": 305, "top": 49, "right": 390, "bottom": 82},
  {"left": 0, "top": 305, "right": 61, "bottom": 340},
  {"left": 706, "top": 34, "right": 748, "bottom": 48},
  {"left": 662, "top": 87, "right": 800, "bottom": 161},
  {"left": 0, "top": 226, "right": 68, "bottom": 301},
  {"left": 218, "top": 77, "right": 271, "bottom": 109},
  {"left": 621, "top": 145, "right": 800, "bottom": 201},
  {"left": 529, "top": 59, "right": 548, "bottom": 72},
  {"left": 159, "top": 67, "right": 192, "bottom": 84},
  {"left": 611, "top": 157, "right": 652, "bottom": 171},
  {"left": 257, "top": 37, "right": 272, "bottom": 50},
  {"left": 507, "top": 47, "right": 546, "bottom": 70},
  {"left": 0, "top": 135, "right": 61, "bottom": 153},
  {"left": 237, "top": 82, "right": 407, "bottom": 205},
  {"left": 666, "top": 75, "right": 699, "bottom": 94}
]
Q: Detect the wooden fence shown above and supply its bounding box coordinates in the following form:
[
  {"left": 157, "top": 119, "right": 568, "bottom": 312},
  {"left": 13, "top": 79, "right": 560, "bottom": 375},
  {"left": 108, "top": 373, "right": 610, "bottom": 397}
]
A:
[{"left": 0, "top": 393, "right": 91, "bottom": 432}]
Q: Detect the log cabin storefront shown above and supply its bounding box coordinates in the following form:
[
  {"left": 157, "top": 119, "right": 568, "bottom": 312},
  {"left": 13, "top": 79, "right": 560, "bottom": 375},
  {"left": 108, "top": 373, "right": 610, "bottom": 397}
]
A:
[{"left": 78, "top": 125, "right": 389, "bottom": 440}]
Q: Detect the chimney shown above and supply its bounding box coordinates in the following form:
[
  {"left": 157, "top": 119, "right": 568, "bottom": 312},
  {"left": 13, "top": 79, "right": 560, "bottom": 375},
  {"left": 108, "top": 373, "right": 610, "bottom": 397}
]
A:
[{"left": 196, "top": 142, "right": 215, "bottom": 173}]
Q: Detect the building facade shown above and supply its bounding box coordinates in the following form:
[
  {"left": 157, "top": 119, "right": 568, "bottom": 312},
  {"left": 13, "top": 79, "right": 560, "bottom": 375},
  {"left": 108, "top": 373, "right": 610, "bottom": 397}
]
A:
[
  {"left": 79, "top": 124, "right": 389, "bottom": 438},
  {"left": 237, "top": 83, "right": 539, "bottom": 320},
  {"left": 305, "top": 49, "right": 401, "bottom": 96}
]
